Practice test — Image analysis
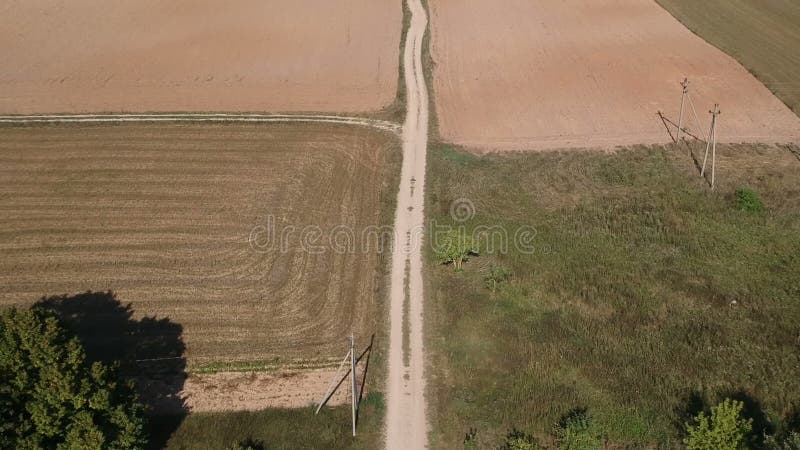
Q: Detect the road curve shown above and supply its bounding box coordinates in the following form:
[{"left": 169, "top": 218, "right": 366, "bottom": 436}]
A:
[
  {"left": 385, "top": 0, "right": 430, "bottom": 448},
  {"left": 0, "top": 113, "right": 402, "bottom": 135}
]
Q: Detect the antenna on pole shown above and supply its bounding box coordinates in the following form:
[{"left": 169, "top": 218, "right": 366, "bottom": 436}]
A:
[
  {"left": 701, "top": 104, "right": 721, "bottom": 189},
  {"left": 676, "top": 78, "right": 689, "bottom": 143}
]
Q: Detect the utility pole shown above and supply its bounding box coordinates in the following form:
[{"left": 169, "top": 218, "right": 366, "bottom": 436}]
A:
[
  {"left": 315, "top": 346, "right": 352, "bottom": 415},
  {"left": 676, "top": 78, "right": 689, "bottom": 143},
  {"left": 350, "top": 335, "right": 357, "bottom": 437},
  {"left": 701, "top": 104, "right": 721, "bottom": 189}
]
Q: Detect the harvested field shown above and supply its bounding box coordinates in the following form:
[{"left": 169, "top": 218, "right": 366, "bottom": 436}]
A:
[
  {"left": 0, "top": 123, "right": 400, "bottom": 367},
  {"left": 656, "top": 0, "right": 800, "bottom": 116},
  {"left": 0, "top": 0, "right": 400, "bottom": 114},
  {"left": 428, "top": 0, "right": 800, "bottom": 151}
]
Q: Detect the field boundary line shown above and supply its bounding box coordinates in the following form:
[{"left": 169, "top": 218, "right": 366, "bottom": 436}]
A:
[{"left": 0, "top": 113, "right": 402, "bottom": 135}]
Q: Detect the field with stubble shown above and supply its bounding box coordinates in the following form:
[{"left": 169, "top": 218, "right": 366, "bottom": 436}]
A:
[
  {"left": 0, "top": 0, "right": 401, "bottom": 114},
  {"left": 0, "top": 123, "right": 400, "bottom": 368},
  {"left": 428, "top": 0, "right": 800, "bottom": 151},
  {"left": 656, "top": 0, "right": 800, "bottom": 116}
]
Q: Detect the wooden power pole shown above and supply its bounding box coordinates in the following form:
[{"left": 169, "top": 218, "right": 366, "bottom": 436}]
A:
[
  {"left": 676, "top": 78, "right": 689, "bottom": 142},
  {"left": 701, "top": 104, "right": 721, "bottom": 189},
  {"left": 350, "top": 335, "right": 357, "bottom": 437}
]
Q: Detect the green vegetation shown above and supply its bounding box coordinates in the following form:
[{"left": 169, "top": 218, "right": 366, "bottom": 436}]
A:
[
  {"left": 736, "top": 188, "right": 765, "bottom": 213},
  {"left": 152, "top": 392, "right": 386, "bottom": 450},
  {"left": 426, "top": 142, "right": 800, "bottom": 448},
  {"left": 655, "top": 0, "right": 800, "bottom": 115},
  {"left": 433, "top": 228, "right": 479, "bottom": 271},
  {"left": 483, "top": 265, "right": 512, "bottom": 293},
  {"left": 502, "top": 429, "right": 543, "bottom": 450},
  {"left": 684, "top": 399, "right": 753, "bottom": 450},
  {"left": 0, "top": 307, "right": 147, "bottom": 449},
  {"left": 553, "top": 410, "right": 603, "bottom": 450}
]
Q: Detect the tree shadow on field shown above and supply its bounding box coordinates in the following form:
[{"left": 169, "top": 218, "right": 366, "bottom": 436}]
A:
[
  {"left": 674, "top": 390, "right": 706, "bottom": 431},
  {"left": 726, "top": 390, "right": 775, "bottom": 447},
  {"left": 34, "top": 290, "right": 188, "bottom": 449}
]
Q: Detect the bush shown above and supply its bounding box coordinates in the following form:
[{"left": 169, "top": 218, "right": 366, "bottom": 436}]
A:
[
  {"left": 502, "top": 428, "right": 542, "bottom": 450},
  {"left": 483, "top": 265, "right": 512, "bottom": 292},
  {"left": 684, "top": 398, "right": 753, "bottom": 450},
  {"left": 735, "top": 188, "right": 764, "bottom": 213},
  {"left": 434, "top": 228, "right": 479, "bottom": 271},
  {"left": 553, "top": 409, "right": 603, "bottom": 450},
  {"left": 0, "top": 307, "right": 147, "bottom": 449}
]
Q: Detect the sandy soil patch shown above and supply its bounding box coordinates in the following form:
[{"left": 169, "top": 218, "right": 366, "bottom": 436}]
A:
[
  {"left": 429, "top": 0, "right": 800, "bottom": 151},
  {"left": 139, "top": 367, "right": 362, "bottom": 413},
  {"left": 0, "top": 0, "right": 400, "bottom": 114}
]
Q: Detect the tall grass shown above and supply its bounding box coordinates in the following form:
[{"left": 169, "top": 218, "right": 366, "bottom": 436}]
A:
[
  {"left": 151, "top": 393, "right": 385, "bottom": 450},
  {"left": 425, "top": 143, "right": 800, "bottom": 448}
]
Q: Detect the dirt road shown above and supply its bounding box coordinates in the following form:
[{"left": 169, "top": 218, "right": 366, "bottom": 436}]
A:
[{"left": 384, "top": 0, "right": 430, "bottom": 448}]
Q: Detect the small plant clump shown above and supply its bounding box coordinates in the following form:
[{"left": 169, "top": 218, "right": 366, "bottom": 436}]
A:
[
  {"left": 553, "top": 409, "right": 603, "bottom": 450},
  {"left": 463, "top": 428, "right": 478, "bottom": 450},
  {"left": 484, "top": 265, "right": 512, "bottom": 292},
  {"left": 684, "top": 398, "right": 753, "bottom": 450},
  {"left": 502, "top": 428, "right": 543, "bottom": 450},
  {"left": 735, "top": 188, "right": 764, "bottom": 213}
]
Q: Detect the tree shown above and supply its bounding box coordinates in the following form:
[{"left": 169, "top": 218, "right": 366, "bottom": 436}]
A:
[
  {"left": 684, "top": 398, "right": 753, "bottom": 450},
  {"left": 434, "top": 228, "right": 478, "bottom": 271},
  {"left": 0, "top": 307, "right": 147, "bottom": 449}
]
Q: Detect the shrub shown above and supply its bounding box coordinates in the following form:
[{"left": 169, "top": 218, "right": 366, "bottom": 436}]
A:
[
  {"left": 553, "top": 409, "right": 603, "bottom": 450},
  {"left": 0, "top": 307, "right": 147, "bottom": 449},
  {"left": 434, "top": 228, "right": 479, "bottom": 271},
  {"left": 684, "top": 398, "right": 753, "bottom": 450},
  {"left": 484, "top": 265, "right": 512, "bottom": 292},
  {"left": 501, "top": 428, "right": 543, "bottom": 450},
  {"left": 735, "top": 188, "right": 764, "bottom": 213}
]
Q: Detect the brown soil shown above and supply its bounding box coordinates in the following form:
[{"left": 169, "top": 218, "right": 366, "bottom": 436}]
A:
[
  {"left": 0, "top": 0, "right": 400, "bottom": 114},
  {"left": 140, "top": 368, "right": 360, "bottom": 413},
  {"left": 428, "top": 0, "right": 800, "bottom": 151},
  {"left": 0, "top": 123, "right": 400, "bottom": 365}
]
